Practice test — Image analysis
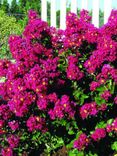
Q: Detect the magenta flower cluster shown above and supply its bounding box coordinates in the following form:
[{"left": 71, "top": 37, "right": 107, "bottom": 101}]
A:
[
  {"left": 67, "top": 55, "right": 84, "bottom": 80},
  {"left": 48, "top": 94, "right": 76, "bottom": 119},
  {"left": 73, "top": 133, "right": 89, "bottom": 151},
  {"left": 80, "top": 102, "right": 107, "bottom": 119}
]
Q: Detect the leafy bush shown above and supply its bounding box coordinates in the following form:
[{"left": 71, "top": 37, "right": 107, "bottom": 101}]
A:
[
  {"left": 0, "top": 10, "right": 23, "bottom": 59},
  {"left": 0, "top": 9, "right": 117, "bottom": 156}
]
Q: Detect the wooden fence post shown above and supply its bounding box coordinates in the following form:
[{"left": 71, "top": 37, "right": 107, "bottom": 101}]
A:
[
  {"left": 104, "top": 0, "right": 112, "bottom": 24},
  {"left": 41, "top": 0, "right": 47, "bottom": 21},
  {"left": 60, "top": 0, "right": 66, "bottom": 29},
  {"left": 71, "top": 0, "right": 77, "bottom": 14},
  {"left": 92, "top": 0, "right": 99, "bottom": 27},
  {"left": 81, "top": 0, "right": 88, "bottom": 10},
  {"left": 51, "top": 0, "right": 56, "bottom": 27}
]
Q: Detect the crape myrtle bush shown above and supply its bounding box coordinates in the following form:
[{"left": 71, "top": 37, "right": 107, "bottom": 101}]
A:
[{"left": 0, "top": 9, "right": 117, "bottom": 156}]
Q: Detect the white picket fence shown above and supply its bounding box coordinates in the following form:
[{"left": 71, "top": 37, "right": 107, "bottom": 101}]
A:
[{"left": 41, "top": 0, "right": 113, "bottom": 29}]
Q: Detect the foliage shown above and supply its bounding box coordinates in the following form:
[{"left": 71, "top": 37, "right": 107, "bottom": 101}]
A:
[
  {"left": 10, "top": 0, "right": 18, "bottom": 14},
  {"left": 1, "top": 0, "right": 9, "bottom": 13},
  {"left": 0, "top": 10, "right": 23, "bottom": 58},
  {"left": 0, "top": 9, "right": 117, "bottom": 156},
  {"left": 12, "top": 0, "right": 41, "bottom": 15}
]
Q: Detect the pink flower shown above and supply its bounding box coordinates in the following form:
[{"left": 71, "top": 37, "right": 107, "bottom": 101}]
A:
[
  {"left": 48, "top": 92, "right": 58, "bottom": 103},
  {"left": 112, "top": 118, "right": 117, "bottom": 132},
  {"left": 106, "top": 124, "right": 112, "bottom": 133},
  {"left": 73, "top": 133, "right": 89, "bottom": 150},
  {"left": 48, "top": 95, "right": 75, "bottom": 119},
  {"left": 99, "top": 104, "right": 107, "bottom": 111},
  {"left": 90, "top": 81, "right": 100, "bottom": 91},
  {"left": 80, "top": 102, "right": 98, "bottom": 119},
  {"left": 0, "top": 104, "right": 12, "bottom": 120},
  {"left": 91, "top": 128, "right": 106, "bottom": 141},
  {"left": 0, "top": 120, "right": 4, "bottom": 128},
  {"left": 101, "top": 91, "right": 111, "bottom": 101},
  {"left": 7, "top": 135, "right": 19, "bottom": 148},
  {"left": 1, "top": 147, "right": 13, "bottom": 156},
  {"left": 8, "top": 121, "right": 19, "bottom": 131},
  {"left": 37, "top": 96, "right": 48, "bottom": 110},
  {"left": 26, "top": 116, "right": 47, "bottom": 132},
  {"left": 114, "top": 96, "right": 117, "bottom": 104},
  {"left": 28, "top": 10, "right": 38, "bottom": 21},
  {"left": 66, "top": 55, "right": 84, "bottom": 81}
]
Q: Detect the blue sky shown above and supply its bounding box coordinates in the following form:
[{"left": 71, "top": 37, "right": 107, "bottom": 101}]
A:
[
  {"left": 8, "top": 0, "right": 117, "bottom": 10},
  {"left": 8, "top": 0, "right": 12, "bottom": 4}
]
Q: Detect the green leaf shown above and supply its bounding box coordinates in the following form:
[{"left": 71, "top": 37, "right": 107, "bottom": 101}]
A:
[
  {"left": 80, "top": 94, "right": 89, "bottom": 105},
  {"left": 95, "top": 96, "right": 106, "bottom": 105},
  {"left": 73, "top": 90, "right": 82, "bottom": 100},
  {"left": 68, "top": 129, "right": 75, "bottom": 135},
  {"left": 96, "top": 86, "right": 106, "bottom": 92},
  {"left": 111, "top": 142, "right": 117, "bottom": 151},
  {"left": 76, "top": 131, "right": 83, "bottom": 138},
  {"left": 72, "top": 120, "right": 78, "bottom": 129},
  {"left": 0, "top": 77, "right": 6, "bottom": 82},
  {"left": 110, "top": 82, "right": 115, "bottom": 94},
  {"left": 61, "top": 119, "right": 67, "bottom": 126},
  {"left": 66, "top": 140, "right": 74, "bottom": 149},
  {"left": 107, "top": 119, "right": 113, "bottom": 124},
  {"left": 79, "top": 64, "right": 83, "bottom": 69},
  {"left": 108, "top": 132, "right": 113, "bottom": 137},
  {"left": 73, "top": 89, "right": 89, "bottom": 105},
  {"left": 68, "top": 149, "right": 84, "bottom": 156},
  {"left": 32, "top": 131, "right": 40, "bottom": 141},
  {"left": 45, "top": 136, "right": 64, "bottom": 153},
  {"left": 86, "top": 151, "right": 98, "bottom": 156},
  {"left": 96, "top": 121, "right": 106, "bottom": 128}
]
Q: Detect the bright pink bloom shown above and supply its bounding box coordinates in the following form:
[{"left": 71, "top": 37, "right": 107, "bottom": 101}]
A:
[
  {"left": 73, "top": 133, "right": 89, "bottom": 150},
  {"left": 1, "top": 147, "right": 13, "bottom": 156},
  {"left": 91, "top": 128, "right": 106, "bottom": 141},
  {"left": 7, "top": 135, "right": 19, "bottom": 148}
]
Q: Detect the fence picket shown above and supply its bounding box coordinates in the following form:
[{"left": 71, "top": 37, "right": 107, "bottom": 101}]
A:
[
  {"left": 41, "top": 0, "right": 47, "bottom": 21},
  {"left": 81, "top": 0, "right": 88, "bottom": 10},
  {"left": 104, "top": 0, "right": 112, "bottom": 24},
  {"left": 71, "top": 0, "right": 77, "bottom": 14},
  {"left": 51, "top": 0, "right": 56, "bottom": 27},
  {"left": 60, "top": 0, "right": 66, "bottom": 29},
  {"left": 92, "top": 0, "right": 99, "bottom": 27}
]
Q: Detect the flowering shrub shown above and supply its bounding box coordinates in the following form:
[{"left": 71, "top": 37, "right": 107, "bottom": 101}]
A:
[{"left": 0, "top": 9, "right": 117, "bottom": 156}]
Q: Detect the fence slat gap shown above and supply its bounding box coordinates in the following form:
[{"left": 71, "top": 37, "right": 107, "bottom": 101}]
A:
[
  {"left": 51, "top": 0, "right": 56, "bottom": 27},
  {"left": 41, "top": 0, "right": 47, "bottom": 21},
  {"left": 104, "top": 0, "right": 112, "bottom": 24},
  {"left": 71, "top": 0, "right": 77, "bottom": 14},
  {"left": 92, "top": 0, "right": 99, "bottom": 27},
  {"left": 60, "top": 0, "right": 66, "bottom": 29}
]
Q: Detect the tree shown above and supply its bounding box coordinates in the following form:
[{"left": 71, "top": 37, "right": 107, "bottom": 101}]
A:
[
  {"left": 1, "top": 0, "right": 9, "bottom": 13},
  {"left": 19, "top": 0, "right": 27, "bottom": 8},
  {"left": 10, "top": 0, "right": 18, "bottom": 14},
  {"left": 0, "top": 0, "right": 2, "bottom": 8},
  {"left": 25, "top": 0, "right": 41, "bottom": 15},
  {"left": 18, "top": 0, "right": 27, "bottom": 14}
]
